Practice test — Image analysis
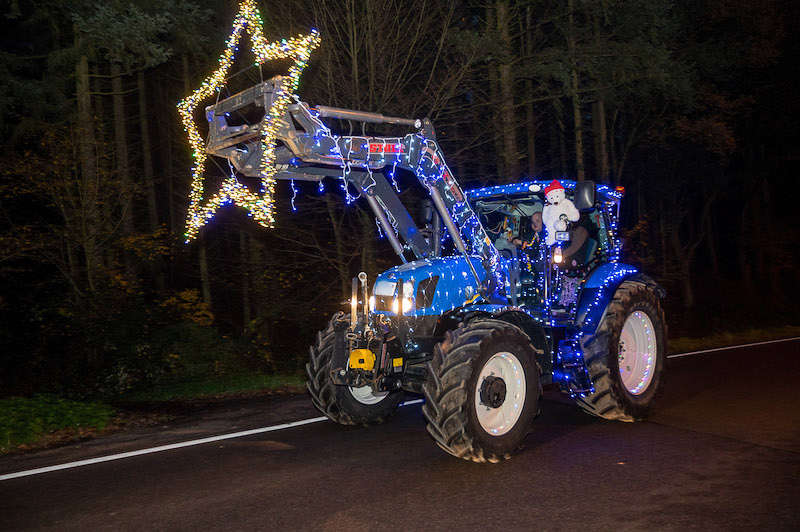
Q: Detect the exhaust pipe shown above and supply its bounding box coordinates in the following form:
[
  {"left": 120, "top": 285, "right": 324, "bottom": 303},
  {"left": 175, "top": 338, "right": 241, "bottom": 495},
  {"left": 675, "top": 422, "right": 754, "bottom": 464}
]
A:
[
  {"left": 358, "top": 272, "right": 369, "bottom": 325},
  {"left": 351, "top": 276, "right": 358, "bottom": 330}
]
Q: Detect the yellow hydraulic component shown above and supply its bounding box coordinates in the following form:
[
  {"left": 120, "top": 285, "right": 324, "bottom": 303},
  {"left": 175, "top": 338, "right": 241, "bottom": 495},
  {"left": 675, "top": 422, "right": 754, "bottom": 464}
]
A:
[
  {"left": 392, "top": 357, "right": 404, "bottom": 368},
  {"left": 349, "top": 349, "right": 376, "bottom": 371}
]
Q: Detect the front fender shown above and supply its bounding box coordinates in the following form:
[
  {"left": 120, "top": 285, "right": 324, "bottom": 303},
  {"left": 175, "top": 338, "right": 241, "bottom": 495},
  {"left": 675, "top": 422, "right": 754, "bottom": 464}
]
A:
[{"left": 575, "top": 264, "right": 663, "bottom": 335}]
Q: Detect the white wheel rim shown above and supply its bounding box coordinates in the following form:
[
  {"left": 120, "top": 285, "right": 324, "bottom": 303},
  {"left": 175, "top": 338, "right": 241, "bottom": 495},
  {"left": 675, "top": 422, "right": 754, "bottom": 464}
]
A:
[
  {"left": 474, "top": 352, "right": 526, "bottom": 436},
  {"left": 618, "top": 311, "right": 657, "bottom": 395},
  {"left": 349, "top": 385, "right": 389, "bottom": 405}
]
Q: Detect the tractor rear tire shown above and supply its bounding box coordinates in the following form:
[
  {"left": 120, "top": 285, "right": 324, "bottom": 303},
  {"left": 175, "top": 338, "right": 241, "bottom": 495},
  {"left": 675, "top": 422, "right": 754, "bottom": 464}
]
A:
[
  {"left": 423, "top": 319, "right": 541, "bottom": 463},
  {"left": 306, "top": 313, "right": 402, "bottom": 426},
  {"left": 577, "top": 280, "right": 666, "bottom": 421}
]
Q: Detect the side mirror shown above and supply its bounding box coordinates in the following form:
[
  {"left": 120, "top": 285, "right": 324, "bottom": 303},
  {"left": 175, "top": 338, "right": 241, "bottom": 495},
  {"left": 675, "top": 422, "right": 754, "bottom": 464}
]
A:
[{"left": 573, "top": 180, "right": 596, "bottom": 212}]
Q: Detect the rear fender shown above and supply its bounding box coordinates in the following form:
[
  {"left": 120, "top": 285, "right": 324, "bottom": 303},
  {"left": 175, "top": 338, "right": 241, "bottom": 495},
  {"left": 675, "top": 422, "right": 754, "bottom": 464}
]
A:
[{"left": 575, "top": 264, "right": 663, "bottom": 336}]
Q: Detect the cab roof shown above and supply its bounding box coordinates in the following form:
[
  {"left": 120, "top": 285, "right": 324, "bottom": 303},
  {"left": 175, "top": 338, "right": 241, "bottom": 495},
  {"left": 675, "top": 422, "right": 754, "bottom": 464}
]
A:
[{"left": 464, "top": 180, "right": 623, "bottom": 203}]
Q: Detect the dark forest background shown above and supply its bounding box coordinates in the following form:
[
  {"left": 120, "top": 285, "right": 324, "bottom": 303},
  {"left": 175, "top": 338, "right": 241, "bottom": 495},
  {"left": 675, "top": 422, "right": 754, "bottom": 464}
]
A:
[{"left": 1, "top": 0, "right": 798, "bottom": 399}]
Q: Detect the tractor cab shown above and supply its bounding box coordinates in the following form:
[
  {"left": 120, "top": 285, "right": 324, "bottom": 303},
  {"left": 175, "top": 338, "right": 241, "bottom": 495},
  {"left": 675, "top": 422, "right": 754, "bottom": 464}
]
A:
[{"left": 466, "top": 180, "right": 623, "bottom": 314}]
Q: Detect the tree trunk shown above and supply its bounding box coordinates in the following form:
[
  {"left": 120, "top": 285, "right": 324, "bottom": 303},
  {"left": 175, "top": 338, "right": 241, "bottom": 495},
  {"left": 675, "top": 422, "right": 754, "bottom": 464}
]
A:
[
  {"left": 680, "top": 260, "right": 694, "bottom": 308},
  {"left": 763, "top": 182, "right": 783, "bottom": 300},
  {"left": 93, "top": 67, "right": 112, "bottom": 271},
  {"left": 249, "top": 237, "right": 263, "bottom": 321},
  {"left": 240, "top": 230, "right": 251, "bottom": 331},
  {"left": 525, "top": 96, "right": 536, "bottom": 177},
  {"left": 658, "top": 199, "right": 668, "bottom": 278},
  {"left": 347, "top": 0, "right": 360, "bottom": 106},
  {"left": 554, "top": 102, "right": 567, "bottom": 177},
  {"left": 592, "top": 102, "right": 600, "bottom": 178},
  {"left": 705, "top": 205, "right": 719, "bottom": 277},
  {"left": 472, "top": 102, "right": 489, "bottom": 181},
  {"left": 672, "top": 194, "right": 715, "bottom": 309},
  {"left": 163, "top": 94, "right": 176, "bottom": 236},
  {"left": 524, "top": 5, "right": 536, "bottom": 177},
  {"left": 609, "top": 109, "right": 618, "bottom": 181},
  {"left": 738, "top": 201, "right": 753, "bottom": 294},
  {"left": 111, "top": 63, "right": 133, "bottom": 237},
  {"left": 567, "top": 0, "right": 585, "bottom": 181},
  {"left": 65, "top": 235, "right": 80, "bottom": 303},
  {"left": 198, "top": 238, "right": 212, "bottom": 305},
  {"left": 138, "top": 70, "right": 165, "bottom": 290},
  {"left": 670, "top": 229, "right": 694, "bottom": 308},
  {"left": 138, "top": 71, "right": 158, "bottom": 232},
  {"left": 752, "top": 183, "right": 765, "bottom": 282},
  {"left": 497, "top": 0, "right": 518, "bottom": 180},
  {"left": 76, "top": 47, "right": 98, "bottom": 293},
  {"left": 593, "top": 98, "right": 609, "bottom": 180},
  {"left": 155, "top": 78, "right": 176, "bottom": 287},
  {"left": 486, "top": 5, "right": 504, "bottom": 178},
  {"left": 111, "top": 62, "right": 138, "bottom": 284},
  {"left": 591, "top": 9, "right": 609, "bottom": 181},
  {"left": 570, "top": 80, "right": 584, "bottom": 181}
]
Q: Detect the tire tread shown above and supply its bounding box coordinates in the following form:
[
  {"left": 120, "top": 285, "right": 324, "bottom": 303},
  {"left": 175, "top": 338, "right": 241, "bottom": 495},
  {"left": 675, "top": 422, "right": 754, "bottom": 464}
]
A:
[
  {"left": 576, "top": 281, "right": 666, "bottom": 422},
  {"left": 423, "top": 319, "right": 541, "bottom": 463}
]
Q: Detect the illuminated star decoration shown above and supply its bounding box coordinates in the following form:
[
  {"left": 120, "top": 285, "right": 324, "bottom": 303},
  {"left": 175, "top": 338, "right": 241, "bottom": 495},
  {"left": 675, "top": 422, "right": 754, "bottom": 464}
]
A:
[{"left": 178, "top": 0, "right": 320, "bottom": 242}]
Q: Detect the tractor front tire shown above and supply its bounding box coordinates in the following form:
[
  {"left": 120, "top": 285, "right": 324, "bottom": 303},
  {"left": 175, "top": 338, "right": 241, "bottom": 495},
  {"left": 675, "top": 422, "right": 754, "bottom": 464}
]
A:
[
  {"left": 306, "top": 313, "right": 402, "bottom": 426},
  {"left": 423, "top": 319, "right": 541, "bottom": 463},
  {"left": 577, "top": 279, "right": 666, "bottom": 421}
]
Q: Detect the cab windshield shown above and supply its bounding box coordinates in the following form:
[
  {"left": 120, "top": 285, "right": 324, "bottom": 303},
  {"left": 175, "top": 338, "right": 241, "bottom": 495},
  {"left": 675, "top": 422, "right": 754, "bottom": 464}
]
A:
[{"left": 473, "top": 193, "right": 546, "bottom": 259}]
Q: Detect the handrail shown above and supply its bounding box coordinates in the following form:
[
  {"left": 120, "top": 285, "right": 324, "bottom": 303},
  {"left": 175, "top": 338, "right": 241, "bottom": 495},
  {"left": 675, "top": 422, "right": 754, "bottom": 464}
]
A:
[{"left": 315, "top": 105, "right": 421, "bottom": 128}]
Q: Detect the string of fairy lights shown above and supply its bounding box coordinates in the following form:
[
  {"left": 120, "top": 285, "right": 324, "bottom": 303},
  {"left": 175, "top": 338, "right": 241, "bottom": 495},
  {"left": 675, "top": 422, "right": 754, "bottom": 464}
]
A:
[
  {"left": 177, "top": 3, "right": 635, "bottom": 342},
  {"left": 178, "top": 0, "right": 319, "bottom": 242}
]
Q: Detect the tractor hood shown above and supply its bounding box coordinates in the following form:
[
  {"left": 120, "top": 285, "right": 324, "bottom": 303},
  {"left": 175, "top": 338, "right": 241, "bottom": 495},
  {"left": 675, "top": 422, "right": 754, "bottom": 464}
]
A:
[{"left": 372, "top": 256, "right": 487, "bottom": 317}]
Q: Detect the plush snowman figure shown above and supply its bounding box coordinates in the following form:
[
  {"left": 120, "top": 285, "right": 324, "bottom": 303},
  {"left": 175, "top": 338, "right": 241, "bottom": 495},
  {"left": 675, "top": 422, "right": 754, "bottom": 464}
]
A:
[{"left": 542, "top": 180, "right": 580, "bottom": 246}]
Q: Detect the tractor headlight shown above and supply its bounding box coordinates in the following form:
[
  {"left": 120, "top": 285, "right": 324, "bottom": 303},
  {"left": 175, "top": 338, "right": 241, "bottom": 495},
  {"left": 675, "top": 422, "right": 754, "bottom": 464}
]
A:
[
  {"left": 392, "top": 280, "right": 414, "bottom": 315},
  {"left": 369, "top": 295, "right": 375, "bottom": 312},
  {"left": 391, "top": 296, "right": 414, "bottom": 315}
]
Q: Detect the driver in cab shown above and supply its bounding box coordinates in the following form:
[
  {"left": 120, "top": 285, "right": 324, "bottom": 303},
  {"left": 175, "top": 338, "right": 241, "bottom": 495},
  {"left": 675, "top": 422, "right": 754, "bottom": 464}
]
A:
[{"left": 494, "top": 203, "right": 543, "bottom": 256}]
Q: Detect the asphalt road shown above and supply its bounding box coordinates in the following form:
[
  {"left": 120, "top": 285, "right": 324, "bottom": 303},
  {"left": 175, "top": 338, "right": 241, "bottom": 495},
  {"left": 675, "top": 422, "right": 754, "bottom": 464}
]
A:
[{"left": 2, "top": 341, "right": 799, "bottom": 531}]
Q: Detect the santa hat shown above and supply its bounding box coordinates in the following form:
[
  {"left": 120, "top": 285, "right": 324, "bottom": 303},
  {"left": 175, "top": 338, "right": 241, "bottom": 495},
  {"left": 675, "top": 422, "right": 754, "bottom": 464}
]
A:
[{"left": 544, "top": 180, "right": 564, "bottom": 197}]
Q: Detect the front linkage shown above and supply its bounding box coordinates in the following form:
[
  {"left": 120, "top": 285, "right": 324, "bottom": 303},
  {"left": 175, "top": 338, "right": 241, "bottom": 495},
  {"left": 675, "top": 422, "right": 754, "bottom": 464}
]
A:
[{"left": 328, "top": 273, "right": 412, "bottom": 396}]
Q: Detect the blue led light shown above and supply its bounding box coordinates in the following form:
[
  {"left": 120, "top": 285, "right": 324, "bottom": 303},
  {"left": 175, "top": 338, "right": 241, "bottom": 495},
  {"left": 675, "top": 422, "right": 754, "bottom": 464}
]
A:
[{"left": 290, "top": 179, "right": 298, "bottom": 211}]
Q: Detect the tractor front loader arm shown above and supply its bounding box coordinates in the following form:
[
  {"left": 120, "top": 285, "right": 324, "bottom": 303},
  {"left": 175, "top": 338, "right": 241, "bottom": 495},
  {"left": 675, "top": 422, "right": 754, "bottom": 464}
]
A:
[{"left": 204, "top": 77, "right": 499, "bottom": 282}]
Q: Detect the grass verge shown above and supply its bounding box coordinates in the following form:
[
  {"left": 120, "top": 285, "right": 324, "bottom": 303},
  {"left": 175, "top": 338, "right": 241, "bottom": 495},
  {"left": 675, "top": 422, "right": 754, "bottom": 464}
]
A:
[
  {"left": 1, "top": 373, "right": 304, "bottom": 454},
  {"left": 669, "top": 325, "right": 800, "bottom": 355},
  {"left": 117, "top": 373, "right": 305, "bottom": 403},
  {"left": 0, "top": 395, "right": 114, "bottom": 454}
]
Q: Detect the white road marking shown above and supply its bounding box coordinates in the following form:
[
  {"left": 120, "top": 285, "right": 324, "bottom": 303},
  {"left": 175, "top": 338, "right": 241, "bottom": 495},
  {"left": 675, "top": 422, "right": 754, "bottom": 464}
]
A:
[
  {"left": 666, "top": 336, "right": 800, "bottom": 359},
  {"left": 2, "top": 338, "right": 798, "bottom": 482},
  {"left": 0, "top": 417, "right": 327, "bottom": 481},
  {"left": 0, "top": 399, "right": 426, "bottom": 481}
]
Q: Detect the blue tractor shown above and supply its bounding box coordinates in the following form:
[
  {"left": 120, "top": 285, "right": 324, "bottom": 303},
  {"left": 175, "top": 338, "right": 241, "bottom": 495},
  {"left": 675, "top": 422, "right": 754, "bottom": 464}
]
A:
[{"left": 205, "top": 76, "right": 667, "bottom": 463}]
